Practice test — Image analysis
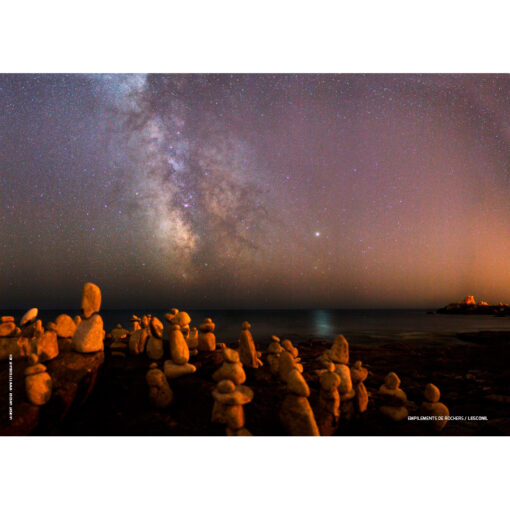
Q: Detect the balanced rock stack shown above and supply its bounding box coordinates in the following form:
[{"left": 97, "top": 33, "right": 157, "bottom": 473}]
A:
[
  {"left": 197, "top": 318, "right": 216, "bottom": 352},
  {"left": 378, "top": 372, "right": 408, "bottom": 421},
  {"left": 129, "top": 315, "right": 142, "bottom": 333},
  {"left": 16, "top": 308, "right": 43, "bottom": 358},
  {"left": 351, "top": 360, "right": 369, "bottom": 413},
  {"left": 211, "top": 379, "right": 254, "bottom": 436},
  {"left": 129, "top": 315, "right": 149, "bottom": 355},
  {"left": 317, "top": 362, "right": 341, "bottom": 435},
  {"left": 278, "top": 349, "right": 302, "bottom": 383},
  {"left": 238, "top": 321, "right": 262, "bottom": 368},
  {"left": 420, "top": 383, "right": 449, "bottom": 432},
  {"left": 173, "top": 311, "right": 191, "bottom": 342},
  {"left": 25, "top": 354, "right": 52, "bottom": 406},
  {"left": 163, "top": 324, "right": 197, "bottom": 379},
  {"left": 109, "top": 323, "right": 130, "bottom": 358},
  {"left": 72, "top": 283, "right": 105, "bottom": 353},
  {"left": 266, "top": 336, "right": 284, "bottom": 375},
  {"left": 213, "top": 348, "right": 247, "bottom": 385},
  {"left": 187, "top": 327, "right": 199, "bottom": 356},
  {"left": 146, "top": 362, "right": 173, "bottom": 408},
  {"left": 326, "top": 334, "right": 356, "bottom": 419},
  {"left": 280, "top": 368, "right": 320, "bottom": 436},
  {"left": 0, "top": 315, "right": 21, "bottom": 361},
  {"left": 146, "top": 317, "right": 164, "bottom": 360}
]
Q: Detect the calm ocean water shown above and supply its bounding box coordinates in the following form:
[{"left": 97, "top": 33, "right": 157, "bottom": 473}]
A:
[{"left": 3, "top": 309, "right": 510, "bottom": 345}]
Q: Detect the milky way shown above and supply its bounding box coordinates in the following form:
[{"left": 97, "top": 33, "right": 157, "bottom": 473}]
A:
[{"left": 1, "top": 74, "right": 509, "bottom": 309}]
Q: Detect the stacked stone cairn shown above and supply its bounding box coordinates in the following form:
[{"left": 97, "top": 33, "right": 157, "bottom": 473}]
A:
[
  {"left": 211, "top": 347, "right": 253, "bottom": 435},
  {"left": 72, "top": 283, "right": 105, "bottom": 353},
  {"left": 266, "top": 336, "right": 284, "bottom": 375},
  {"left": 129, "top": 315, "right": 150, "bottom": 355},
  {"left": 18, "top": 308, "right": 43, "bottom": 358},
  {"left": 378, "top": 372, "right": 408, "bottom": 421},
  {"left": 146, "top": 362, "right": 173, "bottom": 408},
  {"left": 25, "top": 354, "right": 52, "bottom": 406},
  {"left": 317, "top": 362, "right": 341, "bottom": 435},
  {"left": 187, "top": 327, "right": 199, "bottom": 356},
  {"left": 279, "top": 339, "right": 303, "bottom": 378},
  {"left": 420, "top": 383, "right": 449, "bottom": 432},
  {"left": 146, "top": 316, "right": 165, "bottom": 360},
  {"left": 197, "top": 318, "right": 216, "bottom": 352},
  {"left": 109, "top": 323, "right": 130, "bottom": 358},
  {"left": 323, "top": 334, "right": 356, "bottom": 419},
  {"left": 238, "top": 321, "right": 262, "bottom": 368},
  {"left": 351, "top": 360, "right": 369, "bottom": 414},
  {"left": 280, "top": 367, "right": 320, "bottom": 436},
  {"left": 163, "top": 324, "right": 197, "bottom": 379},
  {"left": 129, "top": 315, "right": 142, "bottom": 333}
]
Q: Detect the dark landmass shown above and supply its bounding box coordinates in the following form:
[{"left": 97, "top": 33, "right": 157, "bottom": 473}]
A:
[
  {"left": 437, "top": 295, "right": 510, "bottom": 316},
  {"left": 2, "top": 331, "right": 509, "bottom": 436}
]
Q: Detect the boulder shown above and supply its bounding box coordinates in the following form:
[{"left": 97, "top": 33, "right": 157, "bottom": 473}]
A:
[
  {"left": 146, "top": 363, "right": 173, "bottom": 408},
  {"left": 72, "top": 314, "right": 104, "bottom": 353},
  {"left": 81, "top": 282, "right": 101, "bottom": 319},
  {"left": 20, "top": 308, "right": 38, "bottom": 327},
  {"left": 36, "top": 331, "right": 59, "bottom": 361},
  {"left": 163, "top": 360, "right": 197, "bottom": 379},
  {"left": 169, "top": 324, "right": 190, "bottom": 364},
  {"left": 54, "top": 314, "right": 77, "bottom": 339}
]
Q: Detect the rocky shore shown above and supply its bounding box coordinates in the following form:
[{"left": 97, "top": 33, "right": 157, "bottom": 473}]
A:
[
  {"left": 18, "top": 331, "right": 507, "bottom": 436},
  {"left": 2, "top": 283, "right": 509, "bottom": 436}
]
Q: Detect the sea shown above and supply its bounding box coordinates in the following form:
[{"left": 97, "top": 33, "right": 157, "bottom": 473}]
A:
[{"left": 3, "top": 309, "right": 510, "bottom": 345}]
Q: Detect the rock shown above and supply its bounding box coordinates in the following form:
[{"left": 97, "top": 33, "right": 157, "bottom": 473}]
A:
[
  {"left": 211, "top": 379, "right": 254, "bottom": 435},
  {"left": 25, "top": 355, "right": 52, "bottom": 406},
  {"left": 0, "top": 337, "right": 22, "bottom": 361},
  {"left": 163, "top": 360, "right": 197, "bottom": 379},
  {"left": 146, "top": 363, "right": 173, "bottom": 408},
  {"left": 169, "top": 324, "right": 190, "bottom": 364},
  {"left": 129, "top": 316, "right": 141, "bottom": 332},
  {"left": 286, "top": 368, "right": 310, "bottom": 397},
  {"left": 54, "top": 314, "right": 77, "bottom": 338},
  {"left": 378, "top": 372, "right": 408, "bottom": 421},
  {"left": 279, "top": 351, "right": 299, "bottom": 382},
  {"left": 149, "top": 317, "right": 164, "bottom": 339},
  {"left": 81, "top": 282, "right": 101, "bottom": 319},
  {"left": 146, "top": 335, "right": 164, "bottom": 360},
  {"left": 318, "top": 363, "right": 341, "bottom": 435},
  {"left": 334, "top": 363, "right": 354, "bottom": 396},
  {"left": 20, "top": 308, "right": 38, "bottom": 327},
  {"left": 424, "top": 383, "right": 440, "bottom": 403},
  {"left": 73, "top": 315, "right": 81, "bottom": 326},
  {"left": 198, "top": 318, "right": 216, "bottom": 352},
  {"left": 164, "top": 309, "right": 179, "bottom": 324},
  {"left": 1, "top": 316, "right": 15, "bottom": 323},
  {"left": 36, "top": 331, "right": 59, "bottom": 361},
  {"left": 266, "top": 336, "right": 284, "bottom": 375},
  {"left": 351, "top": 360, "right": 369, "bottom": 414},
  {"left": 213, "top": 349, "right": 246, "bottom": 385},
  {"left": 72, "top": 314, "right": 104, "bottom": 353},
  {"left": 110, "top": 323, "right": 129, "bottom": 342},
  {"left": 328, "top": 334, "right": 349, "bottom": 364},
  {"left": 187, "top": 327, "right": 199, "bottom": 351},
  {"left": 238, "top": 321, "right": 262, "bottom": 368},
  {"left": 420, "top": 383, "right": 449, "bottom": 432},
  {"left": 110, "top": 341, "right": 127, "bottom": 350},
  {"left": 280, "top": 394, "right": 320, "bottom": 436},
  {"left": 281, "top": 339, "right": 299, "bottom": 358},
  {"left": 280, "top": 368, "right": 320, "bottom": 436},
  {"left": 0, "top": 321, "right": 16, "bottom": 337},
  {"left": 129, "top": 329, "right": 148, "bottom": 355}
]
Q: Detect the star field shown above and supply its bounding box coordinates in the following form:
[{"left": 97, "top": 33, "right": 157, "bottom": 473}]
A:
[{"left": 1, "top": 74, "right": 509, "bottom": 309}]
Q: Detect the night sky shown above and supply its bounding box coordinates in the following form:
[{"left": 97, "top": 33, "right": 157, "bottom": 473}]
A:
[{"left": 1, "top": 74, "right": 509, "bottom": 309}]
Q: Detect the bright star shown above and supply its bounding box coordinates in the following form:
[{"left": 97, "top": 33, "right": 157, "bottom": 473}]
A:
[{"left": 315, "top": 231, "right": 320, "bottom": 237}]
